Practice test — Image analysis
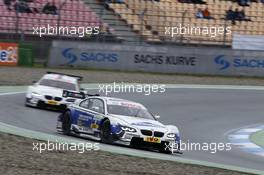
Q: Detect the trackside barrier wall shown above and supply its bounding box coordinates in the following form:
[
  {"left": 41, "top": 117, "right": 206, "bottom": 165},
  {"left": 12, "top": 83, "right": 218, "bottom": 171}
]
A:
[
  {"left": 18, "top": 43, "right": 34, "bottom": 67},
  {"left": 48, "top": 41, "right": 264, "bottom": 77}
]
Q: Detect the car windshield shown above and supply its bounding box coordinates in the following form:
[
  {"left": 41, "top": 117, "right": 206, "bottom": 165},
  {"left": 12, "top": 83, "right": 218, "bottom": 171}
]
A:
[
  {"left": 107, "top": 104, "right": 155, "bottom": 120},
  {"left": 39, "top": 79, "right": 76, "bottom": 91}
]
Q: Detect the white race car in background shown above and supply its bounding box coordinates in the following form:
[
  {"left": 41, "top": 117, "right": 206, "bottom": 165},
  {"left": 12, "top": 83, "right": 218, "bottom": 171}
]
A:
[
  {"left": 57, "top": 91, "right": 181, "bottom": 154},
  {"left": 25, "top": 72, "right": 83, "bottom": 110}
]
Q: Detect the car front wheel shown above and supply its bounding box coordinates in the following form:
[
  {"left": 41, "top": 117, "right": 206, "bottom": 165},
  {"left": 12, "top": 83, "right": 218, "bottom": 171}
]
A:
[
  {"left": 100, "top": 119, "right": 114, "bottom": 144},
  {"left": 62, "top": 111, "right": 71, "bottom": 135}
]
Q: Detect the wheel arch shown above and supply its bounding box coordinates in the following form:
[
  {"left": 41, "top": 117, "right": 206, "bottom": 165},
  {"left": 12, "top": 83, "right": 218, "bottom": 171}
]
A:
[
  {"left": 62, "top": 108, "right": 75, "bottom": 121},
  {"left": 99, "top": 117, "right": 110, "bottom": 130}
]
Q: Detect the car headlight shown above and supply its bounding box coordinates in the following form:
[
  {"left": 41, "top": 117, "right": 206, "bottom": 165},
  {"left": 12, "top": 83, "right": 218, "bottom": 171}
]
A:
[
  {"left": 167, "top": 133, "right": 176, "bottom": 138},
  {"left": 121, "top": 126, "right": 136, "bottom": 133},
  {"left": 31, "top": 92, "right": 42, "bottom": 97}
]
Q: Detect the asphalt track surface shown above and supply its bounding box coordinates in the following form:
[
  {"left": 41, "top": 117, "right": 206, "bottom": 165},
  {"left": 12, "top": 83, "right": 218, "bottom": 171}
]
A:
[{"left": 0, "top": 88, "right": 264, "bottom": 172}]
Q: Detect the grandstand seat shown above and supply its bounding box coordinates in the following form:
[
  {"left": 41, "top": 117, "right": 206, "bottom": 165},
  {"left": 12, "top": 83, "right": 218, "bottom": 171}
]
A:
[
  {"left": 0, "top": 0, "right": 263, "bottom": 44},
  {"left": 108, "top": 0, "right": 264, "bottom": 45},
  {"left": 0, "top": 0, "right": 107, "bottom": 37}
]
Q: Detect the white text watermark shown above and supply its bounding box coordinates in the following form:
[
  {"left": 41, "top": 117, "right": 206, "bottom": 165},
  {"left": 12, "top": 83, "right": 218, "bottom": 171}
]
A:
[
  {"left": 32, "top": 140, "right": 100, "bottom": 153},
  {"left": 32, "top": 24, "right": 100, "bottom": 37},
  {"left": 98, "top": 82, "right": 166, "bottom": 96}
]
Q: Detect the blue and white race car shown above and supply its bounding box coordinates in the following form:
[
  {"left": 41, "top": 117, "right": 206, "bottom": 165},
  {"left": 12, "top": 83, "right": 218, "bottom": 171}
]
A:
[{"left": 57, "top": 91, "right": 181, "bottom": 154}]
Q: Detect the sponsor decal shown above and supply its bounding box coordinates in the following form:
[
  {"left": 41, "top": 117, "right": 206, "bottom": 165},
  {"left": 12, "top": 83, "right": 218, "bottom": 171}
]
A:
[
  {"left": 78, "top": 114, "right": 91, "bottom": 121},
  {"left": 62, "top": 48, "right": 78, "bottom": 64},
  {"left": 215, "top": 55, "right": 264, "bottom": 70},
  {"left": 0, "top": 42, "right": 18, "bottom": 66},
  {"left": 144, "top": 137, "right": 161, "bottom": 143},
  {"left": 90, "top": 123, "right": 99, "bottom": 129},
  {"left": 62, "top": 48, "right": 118, "bottom": 65},
  {"left": 134, "top": 54, "right": 197, "bottom": 66},
  {"left": 119, "top": 102, "right": 141, "bottom": 109},
  {"left": 214, "top": 55, "right": 230, "bottom": 70}
]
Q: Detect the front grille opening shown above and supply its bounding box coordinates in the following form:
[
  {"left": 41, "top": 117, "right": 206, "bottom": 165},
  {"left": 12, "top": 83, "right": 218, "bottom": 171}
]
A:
[
  {"left": 141, "top": 130, "right": 164, "bottom": 137},
  {"left": 154, "top": 131, "right": 164, "bottom": 137},
  {"left": 141, "top": 130, "right": 152, "bottom": 136},
  {"left": 45, "top": 95, "right": 53, "bottom": 100},
  {"left": 54, "top": 97, "right": 62, "bottom": 101}
]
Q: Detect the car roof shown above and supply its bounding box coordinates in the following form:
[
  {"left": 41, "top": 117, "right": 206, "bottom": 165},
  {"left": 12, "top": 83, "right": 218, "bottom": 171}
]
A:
[{"left": 41, "top": 73, "right": 78, "bottom": 84}]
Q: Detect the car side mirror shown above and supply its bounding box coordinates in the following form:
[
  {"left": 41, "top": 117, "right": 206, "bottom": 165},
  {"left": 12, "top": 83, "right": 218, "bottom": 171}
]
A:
[
  {"left": 80, "top": 88, "right": 87, "bottom": 94},
  {"left": 154, "top": 115, "right": 160, "bottom": 120},
  {"left": 32, "top": 80, "right": 37, "bottom": 84}
]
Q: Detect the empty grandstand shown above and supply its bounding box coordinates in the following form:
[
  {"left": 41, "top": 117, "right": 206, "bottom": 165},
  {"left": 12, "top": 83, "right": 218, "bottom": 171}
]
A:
[{"left": 0, "top": 0, "right": 263, "bottom": 45}]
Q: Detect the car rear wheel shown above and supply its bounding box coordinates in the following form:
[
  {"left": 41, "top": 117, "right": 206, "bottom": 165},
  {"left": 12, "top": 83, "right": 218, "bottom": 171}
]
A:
[
  {"left": 100, "top": 120, "right": 113, "bottom": 144},
  {"left": 62, "top": 111, "right": 71, "bottom": 135}
]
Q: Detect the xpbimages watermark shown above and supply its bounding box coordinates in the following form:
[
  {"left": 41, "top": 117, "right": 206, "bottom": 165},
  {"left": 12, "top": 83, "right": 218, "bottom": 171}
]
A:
[
  {"left": 98, "top": 82, "right": 166, "bottom": 96},
  {"left": 32, "top": 24, "right": 100, "bottom": 37},
  {"left": 165, "top": 141, "right": 232, "bottom": 154},
  {"left": 32, "top": 140, "right": 100, "bottom": 153},
  {"left": 165, "top": 23, "right": 232, "bottom": 38}
]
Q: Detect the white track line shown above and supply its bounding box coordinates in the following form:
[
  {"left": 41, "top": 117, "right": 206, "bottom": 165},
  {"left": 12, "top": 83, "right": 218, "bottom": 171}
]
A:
[
  {"left": 0, "top": 92, "right": 25, "bottom": 96},
  {"left": 166, "top": 84, "right": 264, "bottom": 90},
  {"left": 82, "top": 84, "right": 264, "bottom": 91}
]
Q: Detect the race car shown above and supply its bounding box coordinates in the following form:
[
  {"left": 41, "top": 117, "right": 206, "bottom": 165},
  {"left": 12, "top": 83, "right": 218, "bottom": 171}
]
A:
[
  {"left": 25, "top": 72, "right": 83, "bottom": 110},
  {"left": 56, "top": 91, "right": 181, "bottom": 154}
]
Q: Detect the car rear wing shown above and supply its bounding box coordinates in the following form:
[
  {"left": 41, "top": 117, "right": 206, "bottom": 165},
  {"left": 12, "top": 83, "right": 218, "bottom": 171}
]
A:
[
  {"left": 47, "top": 71, "right": 83, "bottom": 81},
  {"left": 62, "top": 90, "right": 85, "bottom": 99},
  {"left": 62, "top": 90, "right": 100, "bottom": 99}
]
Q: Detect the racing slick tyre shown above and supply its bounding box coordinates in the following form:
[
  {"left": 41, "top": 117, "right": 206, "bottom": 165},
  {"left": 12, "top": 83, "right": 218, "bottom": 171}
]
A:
[
  {"left": 100, "top": 119, "right": 114, "bottom": 144},
  {"left": 159, "top": 142, "right": 174, "bottom": 154},
  {"left": 62, "top": 111, "right": 71, "bottom": 135},
  {"left": 159, "top": 148, "right": 173, "bottom": 154}
]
